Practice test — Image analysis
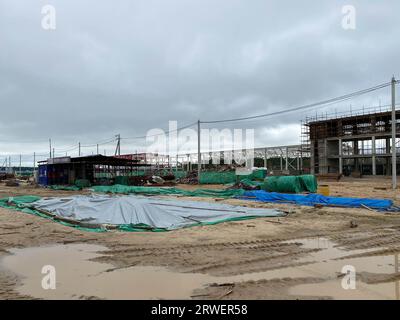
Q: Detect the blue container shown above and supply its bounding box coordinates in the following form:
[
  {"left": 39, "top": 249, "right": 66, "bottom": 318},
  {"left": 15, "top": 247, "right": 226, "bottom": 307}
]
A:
[{"left": 38, "top": 165, "right": 48, "bottom": 186}]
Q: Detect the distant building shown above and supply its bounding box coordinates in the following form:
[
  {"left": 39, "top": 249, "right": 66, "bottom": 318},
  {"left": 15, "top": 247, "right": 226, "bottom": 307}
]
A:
[
  {"left": 303, "top": 109, "right": 400, "bottom": 176},
  {"left": 37, "top": 155, "right": 149, "bottom": 186}
]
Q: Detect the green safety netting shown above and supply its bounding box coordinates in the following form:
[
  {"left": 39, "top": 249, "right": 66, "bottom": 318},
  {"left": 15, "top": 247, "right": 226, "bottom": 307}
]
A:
[
  {"left": 262, "top": 175, "right": 317, "bottom": 193},
  {"left": 48, "top": 185, "right": 81, "bottom": 191},
  {"left": 96, "top": 170, "right": 264, "bottom": 185},
  {"left": 115, "top": 176, "right": 130, "bottom": 185},
  {"left": 0, "top": 195, "right": 41, "bottom": 205},
  {"left": 238, "top": 178, "right": 264, "bottom": 187},
  {"left": 298, "top": 175, "right": 318, "bottom": 193},
  {"left": 199, "top": 169, "right": 267, "bottom": 184},
  {"left": 0, "top": 195, "right": 105, "bottom": 232},
  {"left": 91, "top": 184, "right": 245, "bottom": 198},
  {"left": 199, "top": 171, "right": 237, "bottom": 184},
  {"left": 0, "top": 196, "right": 157, "bottom": 232},
  {"left": 250, "top": 169, "right": 267, "bottom": 180},
  {"left": 132, "top": 171, "right": 147, "bottom": 176},
  {"left": 173, "top": 171, "right": 187, "bottom": 179},
  {"left": 75, "top": 179, "right": 91, "bottom": 188},
  {"left": 95, "top": 172, "right": 147, "bottom": 178},
  {"left": 16, "top": 171, "right": 34, "bottom": 177},
  {"left": 95, "top": 171, "right": 187, "bottom": 184}
]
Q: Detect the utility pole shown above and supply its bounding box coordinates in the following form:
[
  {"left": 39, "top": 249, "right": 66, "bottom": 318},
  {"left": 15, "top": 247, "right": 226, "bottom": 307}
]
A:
[
  {"left": 8, "top": 156, "right": 11, "bottom": 174},
  {"left": 33, "top": 152, "right": 36, "bottom": 172},
  {"left": 97, "top": 144, "right": 99, "bottom": 155},
  {"left": 52, "top": 148, "right": 55, "bottom": 159},
  {"left": 118, "top": 134, "right": 121, "bottom": 156},
  {"left": 391, "top": 76, "right": 397, "bottom": 190},
  {"left": 197, "top": 120, "right": 201, "bottom": 184},
  {"left": 115, "top": 134, "right": 121, "bottom": 156},
  {"left": 78, "top": 142, "right": 81, "bottom": 156},
  {"left": 19, "top": 154, "right": 21, "bottom": 175},
  {"left": 49, "top": 138, "right": 52, "bottom": 159}
]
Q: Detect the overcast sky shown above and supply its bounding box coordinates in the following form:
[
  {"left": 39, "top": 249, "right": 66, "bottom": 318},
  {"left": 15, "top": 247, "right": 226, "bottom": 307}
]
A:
[{"left": 0, "top": 0, "right": 399, "bottom": 164}]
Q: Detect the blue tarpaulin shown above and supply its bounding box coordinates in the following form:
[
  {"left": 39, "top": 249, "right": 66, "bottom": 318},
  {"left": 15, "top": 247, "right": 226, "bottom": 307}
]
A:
[{"left": 240, "top": 190, "right": 398, "bottom": 211}]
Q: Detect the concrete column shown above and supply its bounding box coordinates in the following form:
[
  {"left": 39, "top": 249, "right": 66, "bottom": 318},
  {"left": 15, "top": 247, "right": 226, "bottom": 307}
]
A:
[
  {"left": 339, "top": 138, "right": 343, "bottom": 175},
  {"left": 386, "top": 138, "right": 391, "bottom": 176},
  {"left": 310, "top": 140, "right": 315, "bottom": 175},
  {"left": 386, "top": 138, "right": 391, "bottom": 154},
  {"left": 353, "top": 140, "right": 359, "bottom": 172},
  {"left": 264, "top": 148, "right": 267, "bottom": 168},
  {"left": 372, "top": 136, "right": 376, "bottom": 176},
  {"left": 324, "top": 139, "right": 328, "bottom": 174},
  {"left": 285, "top": 147, "right": 289, "bottom": 171}
]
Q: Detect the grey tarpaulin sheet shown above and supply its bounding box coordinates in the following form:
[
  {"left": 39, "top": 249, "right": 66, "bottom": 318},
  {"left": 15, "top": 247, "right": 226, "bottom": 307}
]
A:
[{"left": 31, "top": 195, "right": 284, "bottom": 230}]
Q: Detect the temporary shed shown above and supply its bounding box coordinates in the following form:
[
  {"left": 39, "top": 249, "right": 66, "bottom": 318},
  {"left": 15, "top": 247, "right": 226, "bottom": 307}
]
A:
[{"left": 37, "top": 155, "right": 150, "bottom": 186}]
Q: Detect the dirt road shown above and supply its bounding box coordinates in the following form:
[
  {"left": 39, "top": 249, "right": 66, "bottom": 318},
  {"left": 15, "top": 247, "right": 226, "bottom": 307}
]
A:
[{"left": 0, "top": 177, "right": 399, "bottom": 299}]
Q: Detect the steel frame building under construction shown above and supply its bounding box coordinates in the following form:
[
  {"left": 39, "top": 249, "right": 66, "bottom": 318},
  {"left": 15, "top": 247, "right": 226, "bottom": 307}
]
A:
[
  {"left": 302, "top": 106, "right": 400, "bottom": 176},
  {"left": 131, "top": 146, "right": 307, "bottom": 175}
]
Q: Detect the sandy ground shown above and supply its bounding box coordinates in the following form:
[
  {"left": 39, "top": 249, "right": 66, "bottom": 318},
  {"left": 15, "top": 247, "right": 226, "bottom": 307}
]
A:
[{"left": 0, "top": 177, "right": 399, "bottom": 300}]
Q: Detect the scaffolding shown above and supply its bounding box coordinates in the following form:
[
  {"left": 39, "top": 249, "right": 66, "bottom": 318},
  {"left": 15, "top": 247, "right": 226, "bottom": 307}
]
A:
[{"left": 303, "top": 105, "right": 400, "bottom": 176}]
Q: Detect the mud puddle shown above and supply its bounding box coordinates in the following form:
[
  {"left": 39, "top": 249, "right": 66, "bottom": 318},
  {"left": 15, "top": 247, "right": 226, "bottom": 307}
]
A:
[
  {"left": 0, "top": 244, "right": 214, "bottom": 299},
  {"left": 2, "top": 238, "right": 400, "bottom": 299},
  {"left": 286, "top": 238, "right": 400, "bottom": 299}
]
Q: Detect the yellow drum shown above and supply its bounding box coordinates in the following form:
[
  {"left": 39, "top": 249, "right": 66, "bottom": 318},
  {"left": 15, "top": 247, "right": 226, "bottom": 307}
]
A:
[{"left": 318, "top": 185, "right": 330, "bottom": 196}]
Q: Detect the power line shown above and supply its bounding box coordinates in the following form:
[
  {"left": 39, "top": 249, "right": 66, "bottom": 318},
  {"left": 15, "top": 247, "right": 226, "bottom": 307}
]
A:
[
  {"left": 80, "top": 138, "right": 116, "bottom": 148},
  {"left": 0, "top": 138, "right": 49, "bottom": 143},
  {"left": 1, "top": 80, "right": 399, "bottom": 158},
  {"left": 53, "top": 137, "right": 116, "bottom": 153},
  {"left": 121, "top": 122, "right": 198, "bottom": 140},
  {"left": 201, "top": 81, "right": 394, "bottom": 124}
]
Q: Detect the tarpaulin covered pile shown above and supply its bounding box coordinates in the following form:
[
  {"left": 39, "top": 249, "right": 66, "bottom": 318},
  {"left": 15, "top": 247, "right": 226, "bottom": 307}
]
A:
[
  {"left": 240, "top": 190, "right": 398, "bottom": 211},
  {"left": 91, "top": 185, "right": 245, "bottom": 198},
  {"left": 0, "top": 195, "right": 284, "bottom": 231},
  {"left": 262, "top": 175, "right": 318, "bottom": 193}
]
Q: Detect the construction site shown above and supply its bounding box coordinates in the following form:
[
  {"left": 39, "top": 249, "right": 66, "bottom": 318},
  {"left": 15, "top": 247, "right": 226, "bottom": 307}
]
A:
[
  {"left": 2, "top": 1, "right": 400, "bottom": 306},
  {"left": 0, "top": 87, "right": 399, "bottom": 300}
]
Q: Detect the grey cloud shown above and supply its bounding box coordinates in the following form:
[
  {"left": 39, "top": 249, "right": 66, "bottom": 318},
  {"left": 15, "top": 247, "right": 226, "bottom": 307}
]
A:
[{"left": 0, "top": 0, "right": 399, "bottom": 164}]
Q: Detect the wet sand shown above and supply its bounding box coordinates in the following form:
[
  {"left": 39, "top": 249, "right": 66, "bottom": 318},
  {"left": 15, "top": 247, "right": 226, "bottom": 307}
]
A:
[{"left": 0, "top": 177, "right": 399, "bottom": 300}]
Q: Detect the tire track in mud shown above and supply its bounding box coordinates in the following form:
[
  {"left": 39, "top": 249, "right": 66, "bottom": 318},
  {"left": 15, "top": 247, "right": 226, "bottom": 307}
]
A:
[
  {"left": 183, "top": 249, "right": 321, "bottom": 275},
  {"left": 192, "top": 277, "right": 330, "bottom": 300},
  {"left": 102, "top": 238, "right": 302, "bottom": 255},
  {"left": 94, "top": 237, "right": 325, "bottom": 276},
  {"left": 333, "top": 232, "right": 400, "bottom": 251},
  {"left": 94, "top": 224, "right": 400, "bottom": 277}
]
